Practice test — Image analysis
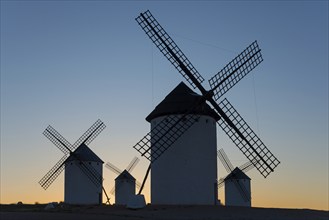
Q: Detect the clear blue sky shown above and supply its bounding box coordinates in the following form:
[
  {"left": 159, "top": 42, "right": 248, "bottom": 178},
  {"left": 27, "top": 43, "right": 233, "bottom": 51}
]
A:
[{"left": 1, "top": 1, "right": 328, "bottom": 210}]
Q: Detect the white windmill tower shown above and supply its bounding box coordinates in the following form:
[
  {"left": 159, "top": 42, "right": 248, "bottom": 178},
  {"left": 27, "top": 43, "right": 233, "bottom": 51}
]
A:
[
  {"left": 64, "top": 143, "right": 104, "bottom": 204},
  {"left": 133, "top": 10, "right": 280, "bottom": 205},
  {"left": 217, "top": 148, "right": 255, "bottom": 207},
  {"left": 114, "top": 170, "right": 136, "bottom": 205},
  {"left": 105, "top": 157, "right": 142, "bottom": 205},
  {"left": 39, "top": 119, "right": 110, "bottom": 205},
  {"left": 146, "top": 82, "right": 219, "bottom": 205},
  {"left": 224, "top": 168, "right": 251, "bottom": 207}
]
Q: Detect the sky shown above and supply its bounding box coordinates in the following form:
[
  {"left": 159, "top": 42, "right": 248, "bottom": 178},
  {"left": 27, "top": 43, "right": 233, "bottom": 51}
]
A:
[{"left": 1, "top": 0, "right": 328, "bottom": 211}]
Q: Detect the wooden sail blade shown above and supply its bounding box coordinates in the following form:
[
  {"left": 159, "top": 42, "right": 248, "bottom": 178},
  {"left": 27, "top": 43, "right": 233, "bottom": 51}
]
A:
[
  {"left": 217, "top": 148, "right": 235, "bottom": 173},
  {"left": 136, "top": 10, "right": 204, "bottom": 89},
  {"left": 217, "top": 98, "right": 280, "bottom": 178},
  {"left": 73, "top": 119, "right": 106, "bottom": 149},
  {"left": 126, "top": 157, "right": 140, "bottom": 172},
  {"left": 43, "top": 125, "right": 73, "bottom": 153},
  {"left": 39, "top": 154, "right": 68, "bottom": 190},
  {"left": 105, "top": 162, "right": 122, "bottom": 175},
  {"left": 209, "top": 41, "right": 263, "bottom": 101},
  {"left": 133, "top": 114, "right": 199, "bottom": 162}
]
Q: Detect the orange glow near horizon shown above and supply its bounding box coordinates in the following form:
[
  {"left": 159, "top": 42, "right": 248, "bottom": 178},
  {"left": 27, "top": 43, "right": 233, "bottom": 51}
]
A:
[{"left": 1, "top": 170, "right": 328, "bottom": 211}]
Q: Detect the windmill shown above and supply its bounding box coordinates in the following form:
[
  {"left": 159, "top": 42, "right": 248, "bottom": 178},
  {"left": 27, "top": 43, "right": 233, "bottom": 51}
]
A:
[
  {"left": 39, "top": 119, "right": 110, "bottom": 205},
  {"left": 217, "top": 148, "right": 256, "bottom": 207},
  {"left": 105, "top": 157, "right": 142, "bottom": 205},
  {"left": 133, "top": 10, "right": 280, "bottom": 204}
]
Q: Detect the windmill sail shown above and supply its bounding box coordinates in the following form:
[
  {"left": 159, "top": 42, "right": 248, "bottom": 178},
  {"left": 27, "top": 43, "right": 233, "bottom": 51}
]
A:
[
  {"left": 136, "top": 10, "right": 204, "bottom": 89},
  {"left": 135, "top": 10, "right": 280, "bottom": 178},
  {"left": 39, "top": 119, "right": 110, "bottom": 204},
  {"left": 209, "top": 41, "right": 263, "bottom": 101},
  {"left": 217, "top": 148, "right": 252, "bottom": 202},
  {"left": 133, "top": 114, "right": 199, "bottom": 162},
  {"left": 39, "top": 154, "right": 68, "bottom": 190},
  {"left": 217, "top": 99, "right": 280, "bottom": 178},
  {"left": 106, "top": 157, "right": 142, "bottom": 195}
]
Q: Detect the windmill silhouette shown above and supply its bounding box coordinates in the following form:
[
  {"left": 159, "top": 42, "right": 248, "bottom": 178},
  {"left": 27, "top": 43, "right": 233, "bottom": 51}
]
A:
[
  {"left": 133, "top": 10, "right": 280, "bottom": 204},
  {"left": 217, "top": 148, "right": 256, "bottom": 206},
  {"left": 105, "top": 157, "right": 141, "bottom": 198},
  {"left": 39, "top": 119, "right": 110, "bottom": 204}
]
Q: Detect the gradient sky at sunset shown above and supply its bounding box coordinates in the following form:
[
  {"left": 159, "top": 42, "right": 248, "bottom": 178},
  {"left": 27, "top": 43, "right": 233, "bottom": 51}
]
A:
[{"left": 1, "top": 1, "right": 328, "bottom": 210}]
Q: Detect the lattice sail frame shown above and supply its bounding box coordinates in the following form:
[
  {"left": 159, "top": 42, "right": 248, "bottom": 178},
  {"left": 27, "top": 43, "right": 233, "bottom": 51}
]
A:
[
  {"left": 133, "top": 114, "right": 199, "bottom": 162},
  {"left": 76, "top": 159, "right": 103, "bottom": 187},
  {"left": 105, "top": 162, "right": 122, "bottom": 175},
  {"left": 43, "top": 125, "right": 74, "bottom": 154},
  {"left": 217, "top": 159, "right": 256, "bottom": 188},
  {"left": 217, "top": 148, "right": 235, "bottom": 173},
  {"left": 217, "top": 98, "right": 280, "bottom": 178},
  {"left": 239, "top": 160, "right": 257, "bottom": 173},
  {"left": 135, "top": 10, "right": 280, "bottom": 178},
  {"left": 106, "top": 157, "right": 142, "bottom": 195},
  {"left": 39, "top": 154, "right": 68, "bottom": 190},
  {"left": 73, "top": 119, "right": 106, "bottom": 148},
  {"left": 209, "top": 41, "right": 263, "bottom": 101},
  {"left": 136, "top": 10, "right": 204, "bottom": 89},
  {"left": 39, "top": 119, "right": 106, "bottom": 190},
  {"left": 217, "top": 148, "right": 253, "bottom": 202},
  {"left": 126, "top": 157, "right": 140, "bottom": 172},
  {"left": 40, "top": 155, "right": 104, "bottom": 190}
]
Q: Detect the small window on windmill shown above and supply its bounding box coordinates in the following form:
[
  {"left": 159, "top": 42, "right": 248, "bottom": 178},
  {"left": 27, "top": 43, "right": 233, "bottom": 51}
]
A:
[
  {"left": 206, "top": 119, "right": 209, "bottom": 123},
  {"left": 89, "top": 162, "right": 91, "bottom": 165}
]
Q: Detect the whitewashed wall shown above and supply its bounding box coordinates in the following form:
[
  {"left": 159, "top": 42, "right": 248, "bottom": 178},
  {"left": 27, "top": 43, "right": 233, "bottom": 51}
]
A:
[
  {"left": 64, "top": 161, "right": 102, "bottom": 205},
  {"left": 151, "top": 115, "right": 218, "bottom": 205},
  {"left": 115, "top": 179, "right": 135, "bottom": 205},
  {"left": 225, "top": 179, "right": 251, "bottom": 207}
]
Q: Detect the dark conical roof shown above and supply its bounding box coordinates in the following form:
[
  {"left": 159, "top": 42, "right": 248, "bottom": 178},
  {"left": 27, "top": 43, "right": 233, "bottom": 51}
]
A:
[
  {"left": 65, "top": 143, "right": 104, "bottom": 163},
  {"left": 224, "top": 167, "right": 251, "bottom": 181},
  {"left": 146, "top": 82, "right": 220, "bottom": 122},
  {"left": 115, "top": 170, "right": 136, "bottom": 181}
]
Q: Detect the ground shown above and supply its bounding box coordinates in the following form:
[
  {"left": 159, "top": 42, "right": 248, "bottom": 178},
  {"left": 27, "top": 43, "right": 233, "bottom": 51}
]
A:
[{"left": 0, "top": 204, "right": 328, "bottom": 220}]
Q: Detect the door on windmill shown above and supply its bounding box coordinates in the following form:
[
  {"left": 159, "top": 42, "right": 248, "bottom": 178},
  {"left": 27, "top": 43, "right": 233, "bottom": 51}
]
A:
[{"left": 98, "top": 193, "right": 102, "bottom": 204}]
